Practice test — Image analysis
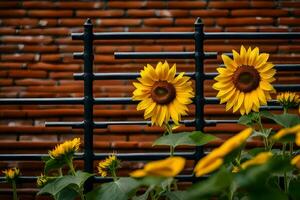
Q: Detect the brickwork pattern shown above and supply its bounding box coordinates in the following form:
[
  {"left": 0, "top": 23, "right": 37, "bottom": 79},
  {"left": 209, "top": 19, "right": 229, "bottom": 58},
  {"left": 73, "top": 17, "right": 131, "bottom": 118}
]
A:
[{"left": 0, "top": 0, "right": 300, "bottom": 198}]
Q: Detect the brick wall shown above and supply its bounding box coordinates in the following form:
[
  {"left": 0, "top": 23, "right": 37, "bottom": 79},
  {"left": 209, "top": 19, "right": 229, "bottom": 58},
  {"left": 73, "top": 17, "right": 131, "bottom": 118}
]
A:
[{"left": 0, "top": 0, "right": 300, "bottom": 198}]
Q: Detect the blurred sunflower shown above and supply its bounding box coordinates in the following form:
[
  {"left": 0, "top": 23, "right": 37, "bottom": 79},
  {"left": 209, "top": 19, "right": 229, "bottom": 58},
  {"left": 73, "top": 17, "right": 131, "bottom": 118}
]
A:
[
  {"left": 130, "top": 156, "right": 185, "bottom": 178},
  {"left": 132, "top": 61, "right": 194, "bottom": 126},
  {"left": 213, "top": 46, "right": 276, "bottom": 115},
  {"left": 194, "top": 128, "right": 253, "bottom": 177},
  {"left": 232, "top": 152, "right": 273, "bottom": 172}
]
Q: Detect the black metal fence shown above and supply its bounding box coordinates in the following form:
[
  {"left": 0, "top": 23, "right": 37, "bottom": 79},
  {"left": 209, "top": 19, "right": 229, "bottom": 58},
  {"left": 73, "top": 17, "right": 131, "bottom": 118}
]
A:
[{"left": 0, "top": 18, "right": 300, "bottom": 190}]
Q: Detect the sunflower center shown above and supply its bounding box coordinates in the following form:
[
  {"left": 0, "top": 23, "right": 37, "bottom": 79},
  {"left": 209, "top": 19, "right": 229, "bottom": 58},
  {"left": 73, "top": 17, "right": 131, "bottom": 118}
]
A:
[
  {"left": 151, "top": 81, "right": 176, "bottom": 105},
  {"left": 233, "top": 65, "right": 260, "bottom": 92}
]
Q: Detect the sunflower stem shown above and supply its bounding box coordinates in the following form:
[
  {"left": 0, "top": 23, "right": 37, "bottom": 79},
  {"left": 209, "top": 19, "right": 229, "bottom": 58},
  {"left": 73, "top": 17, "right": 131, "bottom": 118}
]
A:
[
  {"left": 165, "top": 123, "right": 175, "bottom": 157},
  {"left": 12, "top": 180, "right": 17, "bottom": 200},
  {"left": 111, "top": 169, "right": 118, "bottom": 182},
  {"left": 65, "top": 156, "right": 85, "bottom": 200},
  {"left": 282, "top": 143, "right": 288, "bottom": 193}
]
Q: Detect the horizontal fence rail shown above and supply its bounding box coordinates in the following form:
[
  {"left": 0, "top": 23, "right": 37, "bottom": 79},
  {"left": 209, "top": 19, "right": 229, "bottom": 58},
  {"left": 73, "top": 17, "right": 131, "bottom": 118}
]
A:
[{"left": 0, "top": 17, "right": 299, "bottom": 191}]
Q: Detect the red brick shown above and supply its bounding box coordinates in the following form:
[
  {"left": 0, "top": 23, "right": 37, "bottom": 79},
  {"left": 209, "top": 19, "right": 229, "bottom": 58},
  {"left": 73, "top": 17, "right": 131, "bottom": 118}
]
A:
[
  {"left": 145, "top": 1, "right": 166, "bottom": 8},
  {"left": 175, "top": 18, "right": 214, "bottom": 26},
  {"left": 279, "top": 18, "right": 300, "bottom": 26},
  {"left": 190, "top": 10, "right": 229, "bottom": 17},
  {"left": 38, "top": 19, "right": 58, "bottom": 27},
  {"left": 8, "top": 70, "right": 47, "bottom": 78},
  {"left": 217, "top": 17, "right": 273, "bottom": 26},
  {"left": 49, "top": 72, "right": 74, "bottom": 79},
  {"left": 144, "top": 18, "right": 173, "bottom": 26},
  {"left": 209, "top": 1, "right": 250, "bottom": 8},
  {"left": 59, "top": 45, "right": 83, "bottom": 53},
  {"left": 127, "top": 9, "right": 156, "bottom": 18},
  {"left": 111, "top": 141, "right": 139, "bottom": 149},
  {"left": 95, "top": 46, "right": 133, "bottom": 54},
  {"left": 2, "top": 18, "right": 39, "bottom": 27},
  {"left": 167, "top": 1, "right": 206, "bottom": 9},
  {"left": 231, "top": 9, "right": 289, "bottom": 17},
  {"left": 76, "top": 10, "right": 124, "bottom": 18},
  {"left": 40, "top": 54, "right": 62, "bottom": 62},
  {"left": 0, "top": 45, "right": 19, "bottom": 53},
  {"left": 56, "top": 2, "right": 101, "bottom": 9},
  {"left": 27, "top": 85, "right": 82, "bottom": 93},
  {"left": 2, "top": 36, "right": 53, "bottom": 44},
  {"left": 108, "top": 1, "right": 145, "bottom": 9},
  {"left": 22, "top": 1, "right": 54, "bottom": 8},
  {"left": 160, "top": 27, "right": 193, "bottom": 32},
  {"left": 158, "top": 10, "right": 190, "bottom": 17},
  {"left": 0, "top": 79, "right": 13, "bottom": 86},
  {"left": 28, "top": 63, "right": 81, "bottom": 71},
  {"left": 1, "top": 54, "right": 37, "bottom": 62},
  {"left": 292, "top": 10, "right": 300, "bottom": 16},
  {"left": 15, "top": 79, "right": 56, "bottom": 86},
  {"left": 0, "top": 63, "right": 24, "bottom": 69},
  {"left": 280, "top": 1, "right": 300, "bottom": 8},
  {"left": 59, "top": 19, "right": 86, "bottom": 27},
  {"left": 0, "top": 2, "right": 20, "bottom": 8},
  {"left": 97, "top": 19, "right": 142, "bottom": 27},
  {"left": 251, "top": 1, "right": 276, "bottom": 8},
  {"left": 134, "top": 45, "right": 162, "bottom": 52},
  {"left": 0, "top": 10, "right": 26, "bottom": 17},
  {"left": 20, "top": 45, "right": 58, "bottom": 53},
  {"left": 28, "top": 10, "right": 73, "bottom": 18},
  {"left": 19, "top": 28, "right": 68, "bottom": 36},
  {"left": 0, "top": 28, "right": 16, "bottom": 35}
]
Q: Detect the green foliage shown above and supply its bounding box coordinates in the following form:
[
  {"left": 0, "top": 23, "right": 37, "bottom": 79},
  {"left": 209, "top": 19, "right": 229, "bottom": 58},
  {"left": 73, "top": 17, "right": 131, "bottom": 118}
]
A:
[
  {"left": 153, "top": 131, "right": 218, "bottom": 148},
  {"left": 183, "top": 168, "right": 233, "bottom": 200},
  {"left": 289, "top": 178, "right": 300, "bottom": 200},
  {"left": 86, "top": 177, "right": 140, "bottom": 200},
  {"left": 261, "top": 111, "right": 300, "bottom": 128},
  {"left": 38, "top": 171, "right": 93, "bottom": 199},
  {"left": 44, "top": 157, "right": 66, "bottom": 174},
  {"left": 238, "top": 112, "right": 260, "bottom": 126},
  {"left": 164, "top": 191, "right": 187, "bottom": 200}
]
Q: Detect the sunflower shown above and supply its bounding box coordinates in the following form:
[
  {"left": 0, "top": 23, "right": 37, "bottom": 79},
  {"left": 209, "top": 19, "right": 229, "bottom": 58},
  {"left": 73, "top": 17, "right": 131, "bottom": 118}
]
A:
[
  {"left": 37, "top": 174, "right": 48, "bottom": 188},
  {"left": 272, "top": 124, "right": 300, "bottom": 146},
  {"left": 291, "top": 155, "right": 300, "bottom": 169},
  {"left": 130, "top": 156, "right": 186, "bottom": 178},
  {"left": 233, "top": 152, "right": 273, "bottom": 172},
  {"left": 194, "top": 128, "right": 252, "bottom": 177},
  {"left": 2, "top": 168, "right": 20, "bottom": 181},
  {"left": 132, "top": 61, "right": 194, "bottom": 126},
  {"left": 97, "top": 154, "right": 120, "bottom": 177},
  {"left": 277, "top": 92, "right": 300, "bottom": 109},
  {"left": 213, "top": 46, "right": 276, "bottom": 115},
  {"left": 49, "top": 138, "right": 80, "bottom": 160}
]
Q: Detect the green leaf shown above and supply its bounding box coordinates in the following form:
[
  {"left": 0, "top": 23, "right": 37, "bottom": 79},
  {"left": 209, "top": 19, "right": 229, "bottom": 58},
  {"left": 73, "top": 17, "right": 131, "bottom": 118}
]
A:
[
  {"left": 183, "top": 168, "right": 233, "bottom": 200},
  {"left": 164, "top": 191, "right": 187, "bottom": 200},
  {"left": 289, "top": 178, "right": 300, "bottom": 200},
  {"left": 238, "top": 112, "right": 260, "bottom": 126},
  {"left": 234, "top": 156, "right": 291, "bottom": 189},
  {"left": 54, "top": 186, "right": 78, "bottom": 200},
  {"left": 153, "top": 131, "right": 217, "bottom": 148},
  {"left": 260, "top": 111, "right": 300, "bottom": 128},
  {"left": 38, "top": 171, "right": 93, "bottom": 196},
  {"left": 251, "top": 128, "right": 272, "bottom": 138},
  {"left": 86, "top": 177, "right": 140, "bottom": 200},
  {"left": 44, "top": 158, "right": 66, "bottom": 174},
  {"left": 132, "top": 186, "right": 154, "bottom": 200}
]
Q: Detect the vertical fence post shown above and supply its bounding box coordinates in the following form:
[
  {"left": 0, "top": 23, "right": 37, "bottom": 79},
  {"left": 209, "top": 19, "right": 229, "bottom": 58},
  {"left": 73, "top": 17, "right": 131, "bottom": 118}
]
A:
[
  {"left": 83, "top": 18, "right": 94, "bottom": 191},
  {"left": 193, "top": 18, "right": 205, "bottom": 169}
]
